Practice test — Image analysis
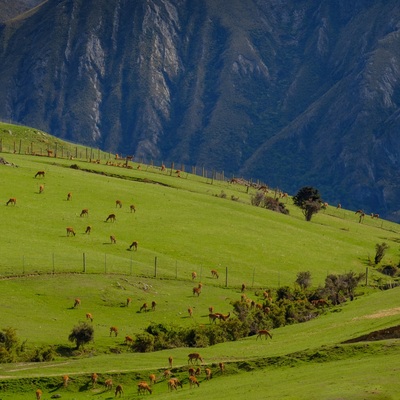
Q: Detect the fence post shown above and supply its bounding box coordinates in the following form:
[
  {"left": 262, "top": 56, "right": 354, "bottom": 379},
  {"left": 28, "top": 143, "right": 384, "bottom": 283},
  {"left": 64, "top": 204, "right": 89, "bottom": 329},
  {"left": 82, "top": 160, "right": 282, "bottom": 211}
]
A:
[
  {"left": 83, "top": 253, "right": 86, "bottom": 273},
  {"left": 365, "top": 267, "right": 369, "bottom": 286},
  {"left": 154, "top": 256, "right": 157, "bottom": 278}
]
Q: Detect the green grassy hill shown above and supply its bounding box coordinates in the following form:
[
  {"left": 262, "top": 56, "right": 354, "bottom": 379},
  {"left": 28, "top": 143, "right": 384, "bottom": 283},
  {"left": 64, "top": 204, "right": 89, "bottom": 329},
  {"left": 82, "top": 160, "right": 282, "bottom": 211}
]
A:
[{"left": 0, "top": 123, "right": 399, "bottom": 399}]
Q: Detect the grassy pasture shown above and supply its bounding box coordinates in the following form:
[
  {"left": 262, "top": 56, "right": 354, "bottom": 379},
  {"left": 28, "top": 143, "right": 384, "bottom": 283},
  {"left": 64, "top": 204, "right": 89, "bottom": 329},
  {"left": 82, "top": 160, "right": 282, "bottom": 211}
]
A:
[{"left": 1, "top": 125, "right": 400, "bottom": 398}]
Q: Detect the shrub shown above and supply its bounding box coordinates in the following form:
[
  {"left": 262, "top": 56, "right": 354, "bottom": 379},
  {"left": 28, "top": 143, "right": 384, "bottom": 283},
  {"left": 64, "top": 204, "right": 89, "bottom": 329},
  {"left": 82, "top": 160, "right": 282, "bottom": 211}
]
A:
[
  {"left": 375, "top": 242, "right": 389, "bottom": 265},
  {"left": 133, "top": 333, "right": 155, "bottom": 352},
  {"left": 0, "top": 327, "right": 20, "bottom": 363},
  {"left": 68, "top": 322, "right": 94, "bottom": 349},
  {"left": 380, "top": 264, "right": 398, "bottom": 277}
]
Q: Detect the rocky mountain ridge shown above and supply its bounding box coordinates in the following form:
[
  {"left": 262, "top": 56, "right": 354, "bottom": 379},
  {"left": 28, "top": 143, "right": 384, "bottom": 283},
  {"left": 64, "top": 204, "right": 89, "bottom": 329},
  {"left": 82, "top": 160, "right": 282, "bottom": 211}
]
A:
[{"left": 1, "top": 0, "right": 400, "bottom": 220}]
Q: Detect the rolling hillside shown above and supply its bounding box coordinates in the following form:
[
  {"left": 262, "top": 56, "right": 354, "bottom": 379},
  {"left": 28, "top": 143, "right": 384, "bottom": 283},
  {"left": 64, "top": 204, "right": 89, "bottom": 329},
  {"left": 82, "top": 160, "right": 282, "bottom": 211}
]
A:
[{"left": 0, "top": 125, "right": 399, "bottom": 399}]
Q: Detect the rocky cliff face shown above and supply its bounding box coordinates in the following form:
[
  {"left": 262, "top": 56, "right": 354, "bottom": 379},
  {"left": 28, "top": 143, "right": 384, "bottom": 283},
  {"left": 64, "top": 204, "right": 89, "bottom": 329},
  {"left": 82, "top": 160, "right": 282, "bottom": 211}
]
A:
[{"left": 1, "top": 0, "right": 400, "bottom": 220}]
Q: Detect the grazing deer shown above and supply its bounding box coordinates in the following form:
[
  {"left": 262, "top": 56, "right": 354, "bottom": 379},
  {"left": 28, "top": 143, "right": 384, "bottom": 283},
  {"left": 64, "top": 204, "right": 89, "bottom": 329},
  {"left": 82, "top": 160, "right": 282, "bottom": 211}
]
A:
[
  {"left": 115, "top": 384, "right": 123, "bottom": 397},
  {"left": 35, "top": 171, "right": 45, "bottom": 178},
  {"left": 137, "top": 381, "right": 152, "bottom": 394},
  {"left": 256, "top": 329, "right": 273, "bottom": 340},
  {"left": 66, "top": 227, "right": 76, "bottom": 236},
  {"left": 80, "top": 209, "right": 88, "bottom": 217},
  {"left": 167, "top": 378, "right": 182, "bottom": 391},
  {"left": 209, "top": 313, "right": 219, "bottom": 323},
  {"left": 191, "top": 271, "right": 197, "bottom": 280},
  {"left": 188, "top": 367, "right": 195, "bottom": 376},
  {"left": 6, "top": 197, "right": 16, "bottom": 206},
  {"left": 67, "top": 192, "right": 72, "bottom": 201},
  {"left": 91, "top": 372, "right": 98, "bottom": 388},
  {"left": 193, "top": 287, "right": 201, "bottom": 296},
  {"left": 163, "top": 370, "right": 172, "bottom": 379},
  {"left": 104, "top": 378, "right": 113, "bottom": 390},
  {"left": 149, "top": 374, "right": 156, "bottom": 384},
  {"left": 168, "top": 355, "right": 173, "bottom": 368},
  {"left": 73, "top": 298, "right": 81, "bottom": 308},
  {"left": 195, "top": 367, "right": 201, "bottom": 376},
  {"left": 39, "top": 184, "right": 45, "bottom": 193},
  {"left": 116, "top": 200, "right": 122, "bottom": 208},
  {"left": 36, "top": 389, "right": 43, "bottom": 400},
  {"left": 62, "top": 375, "right": 69, "bottom": 387},
  {"left": 189, "top": 375, "right": 200, "bottom": 388},
  {"left": 208, "top": 306, "right": 214, "bottom": 313},
  {"left": 211, "top": 269, "right": 219, "bottom": 279},
  {"left": 126, "top": 297, "right": 131, "bottom": 307},
  {"left": 188, "top": 352, "right": 203, "bottom": 364},
  {"left": 110, "top": 235, "right": 116, "bottom": 244},
  {"left": 161, "top": 164, "right": 166, "bottom": 171},
  {"left": 188, "top": 307, "right": 193, "bottom": 317},
  {"left": 151, "top": 301, "right": 156, "bottom": 311},
  {"left": 86, "top": 313, "right": 93, "bottom": 322},
  {"left": 129, "top": 241, "right": 138, "bottom": 250},
  {"left": 130, "top": 204, "right": 136, "bottom": 213},
  {"left": 217, "top": 312, "right": 230, "bottom": 321},
  {"left": 105, "top": 213, "right": 116, "bottom": 222},
  {"left": 205, "top": 368, "right": 212, "bottom": 380},
  {"left": 110, "top": 326, "right": 118, "bottom": 337},
  {"left": 140, "top": 303, "right": 148, "bottom": 312},
  {"left": 371, "top": 213, "right": 379, "bottom": 219},
  {"left": 124, "top": 335, "right": 134, "bottom": 345},
  {"left": 85, "top": 225, "right": 91, "bottom": 234},
  {"left": 219, "top": 362, "right": 225, "bottom": 373}
]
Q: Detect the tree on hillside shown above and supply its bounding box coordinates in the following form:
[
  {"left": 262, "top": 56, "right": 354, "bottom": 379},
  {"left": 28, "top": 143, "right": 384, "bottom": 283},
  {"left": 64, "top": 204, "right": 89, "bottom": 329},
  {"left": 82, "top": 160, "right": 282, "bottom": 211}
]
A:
[
  {"left": 374, "top": 242, "right": 389, "bottom": 265},
  {"left": 324, "top": 271, "right": 364, "bottom": 304},
  {"left": 293, "top": 186, "right": 322, "bottom": 221},
  {"left": 296, "top": 271, "right": 312, "bottom": 290},
  {"left": 68, "top": 322, "right": 94, "bottom": 349}
]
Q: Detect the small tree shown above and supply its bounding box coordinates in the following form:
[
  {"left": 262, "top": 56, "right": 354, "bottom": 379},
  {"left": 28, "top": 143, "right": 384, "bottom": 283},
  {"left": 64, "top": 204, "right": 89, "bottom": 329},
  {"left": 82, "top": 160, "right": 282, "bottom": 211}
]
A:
[
  {"left": 374, "top": 242, "right": 389, "bottom": 265},
  {"left": 293, "top": 186, "right": 322, "bottom": 221},
  {"left": 68, "top": 322, "right": 94, "bottom": 349},
  {"left": 296, "top": 271, "right": 312, "bottom": 290}
]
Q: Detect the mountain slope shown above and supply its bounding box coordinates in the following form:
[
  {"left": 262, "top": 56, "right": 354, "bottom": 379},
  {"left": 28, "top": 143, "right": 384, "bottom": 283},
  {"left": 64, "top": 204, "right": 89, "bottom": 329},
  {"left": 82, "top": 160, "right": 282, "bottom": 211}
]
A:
[{"left": 1, "top": 0, "right": 400, "bottom": 220}]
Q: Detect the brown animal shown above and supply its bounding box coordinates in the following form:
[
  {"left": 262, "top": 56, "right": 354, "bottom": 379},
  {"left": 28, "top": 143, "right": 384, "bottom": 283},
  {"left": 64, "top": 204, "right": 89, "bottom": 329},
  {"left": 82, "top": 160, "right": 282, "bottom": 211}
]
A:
[
  {"left": 105, "top": 213, "right": 116, "bottom": 222},
  {"left": 62, "top": 375, "right": 69, "bottom": 387},
  {"left": 189, "top": 375, "right": 200, "bottom": 388},
  {"left": 219, "top": 362, "right": 225, "bottom": 373},
  {"left": 39, "top": 184, "right": 45, "bottom": 193},
  {"left": 241, "top": 283, "right": 246, "bottom": 293},
  {"left": 130, "top": 204, "right": 136, "bottom": 213},
  {"left": 80, "top": 209, "right": 89, "bottom": 217},
  {"left": 188, "top": 307, "right": 193, "bottom": 317},
  {"left": 208, "top": 306, "right": 214, "bottom": 313},
  {"left": 35, "top": 171, "right": 45, "bottom": 178},
  {"left": 167, "top": 378, "right": 182, "bottom": 391},
  {"left": 193, "top": 287, "right": 201, "bottom": 296},
  {"left": 337, "top": 203, "right": 342, "bottom": 209},
  {"left": 105, "top": 378, "right": 113, "bottom": 390},
  {"left": 129, "top": 241, "right": 138, "bottom": 250},
  {"left": 85, "top": 225, "right": 91, "bottom": 234},
  {"left": 168, "top": 355, "right": 173, "bottom": 368},
  {"left": 216, "top": 312, "right": 230, "bottom": 321},
  {"left": 66, "top": 227, "right": 76, "bottom": 237},
  {"left": 149, "top": 374, "right": 156, "bottom": 384},
  {"left": 6, "top": 197, "right": 16, "bottom": 206},
  {"left": 151, "top": 301, "right": 156, "bottom": 311},
  {"left": 163, "top": 369, "right": 172, "bottom": 379},
  {"left": 371, "top": 213, "right": 379, "bottom": 219},
  {"left": 188, "top": 352, "right": 203, "bottom": 364},
  {"left": 140, "top": 303, "right": 148, "bottom": 312},
  {"left": 116, "top": 200, "right": 122, "bottom": 208},
  {"left": 137, "top": 381, "right": 152, "bottom": 394},
  {"left": 115, "top": 384, "right": 123, "bottom": 397},
  {"left": 73, "top": 298, "right": 81, "bottom": 308},
  {"left": 211, "top": 269, "right": 219, "bottom": 279},
  {"left": 161, "top": 164, "right": 166, "bottom": 171},
  {"left": 125, "top": 335, "right": 134, "bottom": 345},
  {"left": 191, "top": 271, "right": 197, "bottom": 280},
  {"left": 256, "top": 329, "right": 273, "bottom": 340},
  {"left": 188, "top": 367, "right": 195, "bottom": 376},
  {"left": 110, "top": 326, "right": 118, "bottom": 337},
  {"left": 91, "top": 372, "right": 98, "bottom": 388},
  {"left": 67, "top": 192, "right": 72, "bottom": 201},
  {"left": 126, "top": 297, "right": 132, "bottom": 307},
  {"left": 110, "top": 235, "right": 117, "bottom": 244},
  {"left": 195, "top": 367, "right": 201, "bottom": 376},
  {"left": 86, "top": 313, "right": 93, "bottom": 322},
  {"left": 36, "top": 389, "right": 43, "bottom": 400},
  {"left": 205, "top": 368, "right": 212, "bottom": 380}
]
